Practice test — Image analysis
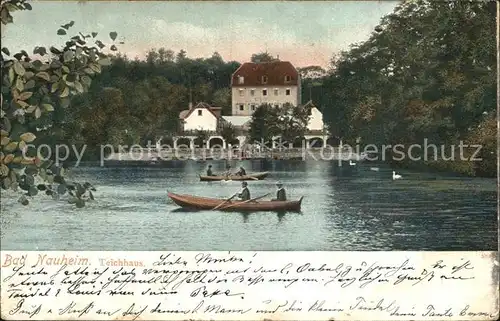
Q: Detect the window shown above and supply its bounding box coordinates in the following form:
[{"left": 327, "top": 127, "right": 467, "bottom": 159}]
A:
[
  {"left": 262, "top": 89, "right": 267, "bottom": 96},
  {"left": 250, "top": 89, "right": 255, "bottom": 96},
  {"left": 238, "top": 76, "right": 244, "bottom": 84},
  {"left": 239, "top": 104, "right": 244, "bottom": 111},
  {"left": 274, "top": 89, "right": 279, "bottom": 96},
  {"left": 262, "top": 76, "right": 268, "bottom": 84},
  {"left": 197, "top": 109, "right": 202, "bottom": 116},
  {"left": 251, "top": 104, "right": 256, "bottom": 111},
  {"left": 286, "top": 89, "right": 291, "bottom": 96},
  {"left": 285, "top": 75, "right": 291, "bottom": 82},
  {"left": 239, "top": 89, "right": 244, "bottom": 97}
]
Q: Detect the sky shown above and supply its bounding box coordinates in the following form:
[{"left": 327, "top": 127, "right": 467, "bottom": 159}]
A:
[{"left": 3, "top": 0, "right": 400, "bottom": 68}]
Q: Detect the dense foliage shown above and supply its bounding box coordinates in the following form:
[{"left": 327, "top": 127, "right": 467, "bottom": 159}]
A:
[
  {"left": 248, "top": 103, "right": 311, "bottom": 146},
  {"left": 2, "top": 0, "right": 495, "bottom": 182},
  {"left": 1, "top": 0, "right": 116, "bottom": 206},
  {"left": 44, "top": 50, "right": 317, "bottom": 156},
  {"left": 42, "top": 50, "right": 242, "bottom": 157},
  {"left": 314, "top": 0, "right": 497, "bottom": 177}
]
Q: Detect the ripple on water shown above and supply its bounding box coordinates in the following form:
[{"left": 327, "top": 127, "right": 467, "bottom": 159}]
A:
[{"left": 0, "top": 163, "right": 497, "bottom": 251}]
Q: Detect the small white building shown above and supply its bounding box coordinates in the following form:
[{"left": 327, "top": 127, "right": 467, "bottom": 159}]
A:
[
  {"left": 178, "top": 102, "right": 222, "bottom": 132},
  {"left": 302, "top": 100, "right": 325, "bottom": 132}
]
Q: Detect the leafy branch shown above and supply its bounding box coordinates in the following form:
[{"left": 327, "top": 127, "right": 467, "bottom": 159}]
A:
[{"left": 0, "top": 0, "right": 121, "bottom": 206}]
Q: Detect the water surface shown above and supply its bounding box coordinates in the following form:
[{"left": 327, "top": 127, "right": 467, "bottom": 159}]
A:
[{"left": 1, "top": 160, "right": 497, "bottom": 251}]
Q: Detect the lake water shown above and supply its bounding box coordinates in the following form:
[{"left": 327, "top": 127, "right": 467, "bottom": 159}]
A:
[{"left": 0, "top": 160, "right": 497, "bottom": 251}]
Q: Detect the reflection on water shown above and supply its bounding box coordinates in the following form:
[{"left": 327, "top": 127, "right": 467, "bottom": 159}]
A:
[{"left": 0, "top": 160, "right": 497, "bottom": 251}]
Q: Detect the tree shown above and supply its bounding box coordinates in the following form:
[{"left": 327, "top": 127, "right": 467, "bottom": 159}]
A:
[
  {"left": 176, "top": 49, "right": 187, "bottom": 63},
  {"left": 220, "top": 122, "right": 237, "bottom": 145},
  {"left": 56, "top": 48, "right": 240, "bottom": 150},
  {"left": 194, "top": 129, "right": 208, "bottom": 148},
  {"left": 320, "top": 0, "right": 496, "bottom": 176},
  {"left": 466, "top": 113, "right": 497, "bottom": 177},
  {"left": 248, "top": 103, "right": 310, "bottom": 146},
  {"left": 297, "top": 66, "right": 326, "bottom": 80},
  {"left": 298, "top": 65, "right": 327, "bottom": 103},
  {"left": 212, "top": 88, "right": 231, "bottom": 115},
  {"left": 272, "top": 103, "right": 311, "bottom": 144},
  {"left": 0, "top": 0, "right": 119, "bottom": 206},
  {"left": 248, "top": 104, "right": 273, "bottom": 144},
  {"left": 250, "top": 52, "right": 279, "bottom": 63}
]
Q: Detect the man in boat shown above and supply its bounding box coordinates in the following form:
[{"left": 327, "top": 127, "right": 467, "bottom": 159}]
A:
[
  {"left": 206, "top": 165, "right": 214, "bottom": 176},
  {"left": 223, "top": 164, "right": 232, "bottom": 179},
  {"left": 272, "top": 181, "right": 286, "bottom": 201},
  {"left": 235, "top": 166, "right": 247, "bottom": 176},
  {"left": 237, "top": 181, "right": 251, "bottom": 201}
]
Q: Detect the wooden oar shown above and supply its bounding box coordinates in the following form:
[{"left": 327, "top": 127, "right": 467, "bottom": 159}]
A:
[
  {"left": 218, "top": 193, "right": 271, "bottom": 211},
  {"left": 212, "top": 192, "right": 238, "bottom": 210},
  {"left": 247, "top": 176, "right": 258, "bottom": 180}
]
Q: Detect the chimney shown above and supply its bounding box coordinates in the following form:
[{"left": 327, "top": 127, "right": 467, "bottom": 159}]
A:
[
  {"left": 212, "top": 108, "right": 221, "bottom": 118},
  {"left": 189, "top": 89, "right": 193, "bottom": 109}
]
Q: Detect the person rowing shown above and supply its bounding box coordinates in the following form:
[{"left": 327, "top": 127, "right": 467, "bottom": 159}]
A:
[
  {"left": 221, "top": 164, "right": 232, "bottom": 180},
  {"left": 235, "top": 166, "right": 247, "bottom": 176},
  {"left": 272, "top": 181, "right": 286, "bottom": 201},
  {"left": 237, "top": 181, "right": 251, "bottom": 201},
  {"left": 206, "top": 164, "right": 214, "bottom": 176}
]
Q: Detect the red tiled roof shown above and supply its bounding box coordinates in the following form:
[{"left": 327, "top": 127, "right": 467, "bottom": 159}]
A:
[
  {"left": 231, "top": 61, "right": 299, "bottom": 87},
  {"left": 179, "top": 102, "right": 220, "bottom": 119}
]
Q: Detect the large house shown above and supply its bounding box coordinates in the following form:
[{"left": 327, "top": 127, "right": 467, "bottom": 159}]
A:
[
  {"left": 230, "top": 61, "right": 301, "bottom": 116},
  {"left": 178, "top": 102, "right": 222, "bottom": 132},
  {"left": 174, "top": 60, "right": 329, "bottom": 149}
]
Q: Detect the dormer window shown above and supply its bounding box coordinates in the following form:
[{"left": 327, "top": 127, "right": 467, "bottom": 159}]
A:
[
  {"left": 285, "top": 75, "right": 291, "bottom": 83},
  {"left": 262, "top": 76, "right": 268, "bottom": 84},
  {"left": 238, "top": 76, "right": 244, "bottom": 84},
  {"left": 198, "top": 110, "right": 202, "bottom": 116}
]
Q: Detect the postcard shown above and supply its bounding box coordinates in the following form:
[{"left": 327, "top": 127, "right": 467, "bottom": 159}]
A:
[{"left": 0, "top": 0, "right": 498, "bottom": 320}]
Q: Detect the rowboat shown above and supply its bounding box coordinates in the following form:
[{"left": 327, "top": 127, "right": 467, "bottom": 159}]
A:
[
  {"left": 199, "top": 171, "right": 269, "bottom": 181},
  {"left": 167, "top": 192, "right": 303, "bottom": 212}
]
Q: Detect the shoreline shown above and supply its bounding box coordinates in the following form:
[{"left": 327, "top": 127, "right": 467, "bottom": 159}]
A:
[
  {"left": 103, "top": 147, "right": 363, "bottom": 162},
  {"left": 49, "top": 148, "right": 493, "bottom": 178},
  {"left": 65, "top": 158, "right": 495, "bottom": 179}
]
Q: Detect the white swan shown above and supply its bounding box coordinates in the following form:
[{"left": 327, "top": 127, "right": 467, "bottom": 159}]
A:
[
  {"left": 370, "top": 167, "right": 380, "bottom": 171},
  {"left": 349, "top": 160, "right": 356, "bottom": 166},
  {"left": 392, "top": 171, "right": 402, "bottom": 180}
]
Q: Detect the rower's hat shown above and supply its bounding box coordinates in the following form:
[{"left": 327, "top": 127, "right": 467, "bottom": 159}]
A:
[
  {"left": 276, "top": 181, "right": 283, "bottom": 186},
  {"left": 242, "top": 181, "right": 248, "bottom": 186}
]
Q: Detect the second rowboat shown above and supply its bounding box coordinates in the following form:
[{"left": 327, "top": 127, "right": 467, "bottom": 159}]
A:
[{"left": 199, "top": 171, "right": 269, "bottom": 181}]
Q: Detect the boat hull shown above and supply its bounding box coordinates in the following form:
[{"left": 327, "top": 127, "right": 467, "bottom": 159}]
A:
[
  {"left": 168, "top": 192, "right": 302, "bottom": 212},
  {"left": 199, "top": 171, "right": 269, "bottom": 181}
]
